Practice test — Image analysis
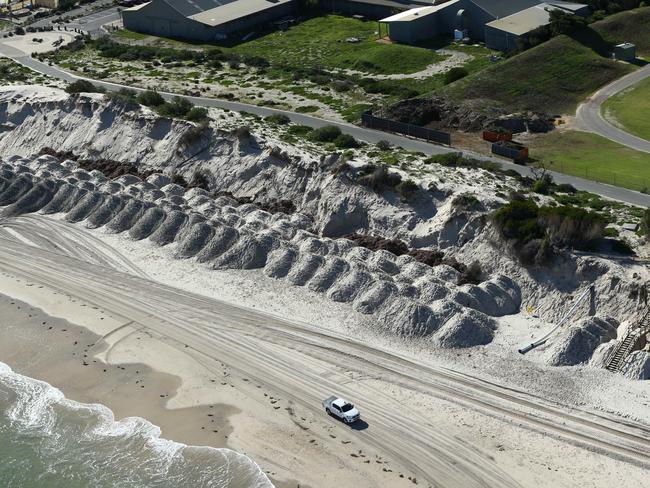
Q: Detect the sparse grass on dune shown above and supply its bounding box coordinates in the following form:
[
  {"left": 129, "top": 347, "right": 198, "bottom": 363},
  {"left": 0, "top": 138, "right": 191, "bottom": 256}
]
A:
[
  {"left": 591, "top": 7, "right": 650, "bottom": 58},
  {"left": 443, "top": 35, "right": 633, "bottom": 115}
]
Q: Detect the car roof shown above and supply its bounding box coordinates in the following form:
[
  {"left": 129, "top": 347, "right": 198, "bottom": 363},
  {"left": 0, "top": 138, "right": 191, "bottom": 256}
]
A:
[{"left": 332, "top": 398, "right": 349, "bottom": 407}]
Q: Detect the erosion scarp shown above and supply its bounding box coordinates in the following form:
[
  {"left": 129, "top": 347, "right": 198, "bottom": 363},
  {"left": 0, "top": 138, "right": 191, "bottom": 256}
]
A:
[{"left": 0, "top": 154, "right": 524, "bottom": 347}]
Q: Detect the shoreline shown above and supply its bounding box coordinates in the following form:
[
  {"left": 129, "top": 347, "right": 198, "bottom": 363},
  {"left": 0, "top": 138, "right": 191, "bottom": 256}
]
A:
[{"left": 0, "top": 242, "right": 648, "bottom": 488}]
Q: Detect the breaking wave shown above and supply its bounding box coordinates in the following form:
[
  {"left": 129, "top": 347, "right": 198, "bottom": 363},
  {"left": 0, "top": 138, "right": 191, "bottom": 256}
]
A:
[{"left": 0, "top": 362, "right": 273, "bottom": 488}]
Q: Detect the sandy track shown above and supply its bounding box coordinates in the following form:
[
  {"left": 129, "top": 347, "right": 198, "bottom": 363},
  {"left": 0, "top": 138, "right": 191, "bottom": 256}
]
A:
[{"left": 0, "top": 218, "right": 648, "bottom": 486}]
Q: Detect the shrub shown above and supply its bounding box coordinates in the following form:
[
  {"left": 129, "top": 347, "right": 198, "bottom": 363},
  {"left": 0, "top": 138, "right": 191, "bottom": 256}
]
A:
[
  {"left": 359, "top": 165, "right": 402, "bottom": 192},
  {"left": 444, "top": 67, "right": 469, "bottom": 85},
  {"left": 287, "top": 124, "right": 313, "bottom": 136},
  {"left": 452, "top": 193, "right": 480, "bottom": 210},
  {"left": 376, "top": 140, "right": 391, "bottom": 151},
  {"left": 641, "top": 208, "right": 650, "bottom": 240},
  {"left": 185, "top": 106, "right": 209, "bottom": 122},
  {"left": 66, "top": 79, "right": 102, "bottom": 94},
  {"left": 171, "top": 174, "right": 188, "bottom": 187},
  {"left": 457, "top": 261, "right": 483, "bottom": 285},
  {"left": 14, "top": 27, "right": 25, "bottom": 36},
  {"left": 555, "top": 183, "right": 577, "bottom": 194},
  {"left": 492, "top": 199, "right": 606, "bottom": 264},
  {"left": 333, "top": 133, "right": 359, "bottom": 149},
  {"left": 532, "top": 173, "right": 553, "bottom": 194},
  {"left": 396, "top": 179, "right": 419, "bottom": 201},
  {"left": 264, "top": 114, "right": 291, "bottom": 125},
  {"left": 157, "top": 96, "right": 194, "bottom": 118},
  {"left": 137, "top": 90, "right": 165, "bottom": 107},
  {"left": 179, "top": 122, "right": 209, "bottom": 147},
  {"left": 309, "top": 125, "right": 342, "bottom": 143},
  {"left": 189, "top": 169, "right": 211, "bottom": 190}
]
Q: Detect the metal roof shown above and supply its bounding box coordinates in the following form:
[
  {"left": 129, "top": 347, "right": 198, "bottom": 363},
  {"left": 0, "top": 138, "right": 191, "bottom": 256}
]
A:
[
  {"left": 188, "top": 0, "right": 292, "bottom": 26},
  {"left": 381, "top": 0, "right": 461, "bottom": 22},
  {"left": 485, "top": 2, "right": 585, "bottom": 35},
  {"left": 469, "top": 0, "right": 542, "bottom": 19}
]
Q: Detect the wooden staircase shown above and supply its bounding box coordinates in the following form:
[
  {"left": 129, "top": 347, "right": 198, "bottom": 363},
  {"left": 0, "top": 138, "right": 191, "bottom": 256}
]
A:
[{"left": 605, "top": 309, "right": 650, "bottom": 373}]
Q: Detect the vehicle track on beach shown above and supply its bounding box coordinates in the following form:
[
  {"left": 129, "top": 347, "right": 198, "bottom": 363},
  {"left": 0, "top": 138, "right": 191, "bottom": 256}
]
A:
[{"left": 0, "top": 218, "right": 648, "bottom": 487}]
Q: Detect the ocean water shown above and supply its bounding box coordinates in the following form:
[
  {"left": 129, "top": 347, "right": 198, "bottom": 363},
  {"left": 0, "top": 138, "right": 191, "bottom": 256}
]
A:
[{"left": 0, "top": 362, "right": 273, "bottom": 488}]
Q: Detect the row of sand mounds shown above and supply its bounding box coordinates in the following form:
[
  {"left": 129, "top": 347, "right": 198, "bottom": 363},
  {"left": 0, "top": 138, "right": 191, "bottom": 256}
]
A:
[{"left": 0, "top": 155, "right": 523, "bottom": 346}]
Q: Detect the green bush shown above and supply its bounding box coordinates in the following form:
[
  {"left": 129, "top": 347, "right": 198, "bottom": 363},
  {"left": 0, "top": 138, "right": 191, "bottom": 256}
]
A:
[
  {"left": 359, "top": 165, "right": 402, "bottom": 192},
  {"left": 444, "top": 67, "right": 469, "bottom": 85},
  {"left": 641, "top": 208, "right": 650, "bottom": 240},
  {"left": 376, "top": 140, "right": 391, "bottom": 151},
  {"left": 185, "top": 106, "right": 209, "bottom": 122},
  {"left": 333, "top": 133, "right": 359, "bottom": 149},
  {"left": 264, "top": 114, "right": 291, "bottom": 125},
  {"left": 287, "top": 124, "right": 313, "bottom": 136},
  {"left": 396, "top": 179, "right": 419, "bottom": 200},
  {"left": 157, "top": 96, "right": 194, "bottom": 118},
  {"left": 66, "top": 79, "right": 103, "bottom": 94},
  {"left": 137, "top": 90, "right": 165, "bottom": 107},
  {"left": 309, "top": 125, "right": 342, "bottom": 143},
  {"left": 492, "top": 199, "right": 606, "bottom": 264}
]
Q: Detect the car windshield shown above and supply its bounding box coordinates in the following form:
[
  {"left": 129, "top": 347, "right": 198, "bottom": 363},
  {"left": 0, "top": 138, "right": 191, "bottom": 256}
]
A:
[{"left": 341, "top": 403, "right": 354, "bottom": 412}]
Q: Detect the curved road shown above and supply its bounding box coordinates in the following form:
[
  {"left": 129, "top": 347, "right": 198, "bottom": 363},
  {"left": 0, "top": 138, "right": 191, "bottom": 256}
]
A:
[
  {"left": 2, "top": 41, "right": 650, "bottom": 206},
  {"left": 576, "top": 64, "right": 650, "bottom": 154}
]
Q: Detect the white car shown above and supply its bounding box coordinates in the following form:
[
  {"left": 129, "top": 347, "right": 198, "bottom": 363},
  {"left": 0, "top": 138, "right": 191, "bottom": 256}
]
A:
[{"left": 322, "top": 395, "right": 361, "bottom": 424}]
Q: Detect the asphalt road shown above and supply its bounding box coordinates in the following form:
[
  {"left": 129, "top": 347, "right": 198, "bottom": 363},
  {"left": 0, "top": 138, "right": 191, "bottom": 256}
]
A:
[
  {"left": 576, "top": 64, "right": 650, "bottom": 154},
  {"left": 0, "top": 215, "right": 648, "bottom": 486},
  {"left": 2, "top": 38, "right": 650, "bottom": 207}
]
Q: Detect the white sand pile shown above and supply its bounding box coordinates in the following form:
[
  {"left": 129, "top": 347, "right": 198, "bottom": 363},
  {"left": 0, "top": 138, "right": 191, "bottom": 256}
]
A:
[
  {"left": 107, "top": 199, "right": 151, "bottom": 233},
  {"left": 0, "top": 173, "right": 33, "bottom": 206},
  {"left": 40, "top": 183, "right": 79, "bottom": 214},
  {"left": 65, "top": 192, "right": 105, "bottom": 223},
  {"left": 212, "top": 235, "right": 269, "bottom": 270},
  {"left": 287, "top": 253, "right": 324, "bottom": 286},
  {"left": 86, "top": 194, "right": 127, "bottom": 229},
  {"left": 129, "top": 207, "right": 167, "bottom": 240},
  {"left": 175, "top": 222, "right": 216, "bottom": 259},
  {"left": 307, "top": 257, "right": 349, "bottom": 293},
  {"left": 620, "top": 351, "right": 650, "bottom": 380},
  {"left": 0, "top": 154, "right": 522, "bottom": 349},
  {"left": 150, "top": 210, "right": 188, "bottom": 246},
  {"left": 2, "top": 180, "right": 57, "bottom": 217},
  {"left": 264, "top": 246, "right": 299, "bottom": 279},
  {"left": 545, "top": 316, "right": 619, "bottom": 366},
  {"left": 436, "top": 308, "right": 497, "bottom": 347},
  {"left": 195, "top": 224, "right": 240, "bottom": 263}
]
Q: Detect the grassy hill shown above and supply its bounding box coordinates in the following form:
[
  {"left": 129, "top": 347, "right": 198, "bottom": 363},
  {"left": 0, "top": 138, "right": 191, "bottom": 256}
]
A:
[
  {"left": 591, "top": 7, "right": 650, "bottom": 57},
  {"left": 443, "top": 35, "right": 632, "bottom": 115}
]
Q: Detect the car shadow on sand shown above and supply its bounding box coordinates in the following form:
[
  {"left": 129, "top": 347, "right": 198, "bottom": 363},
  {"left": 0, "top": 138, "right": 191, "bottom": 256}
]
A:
[{"left": 349, "top": 420, "right": 369, "bottom": 431}]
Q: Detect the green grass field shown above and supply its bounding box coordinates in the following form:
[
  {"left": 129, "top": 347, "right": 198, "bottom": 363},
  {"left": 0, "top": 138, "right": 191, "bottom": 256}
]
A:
[
  {"left": 529, "top": 130, "right": 650, "bottom": 192},
  {"left": 444, "top": 35, "right": 633, "bottom": 115},
  {"left": 602, "top": 77, "right": 650, "bottom": 141},
  {"left": 591, "top": 7, "right": 650, "bottom": 58},
  {"left": 117, "top": 15, "right": 445, "bottom": 75}
]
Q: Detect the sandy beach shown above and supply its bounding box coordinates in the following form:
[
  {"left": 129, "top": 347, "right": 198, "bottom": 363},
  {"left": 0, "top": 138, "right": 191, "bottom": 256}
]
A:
[{"left": 0, "top": 246, "right": 648, "bottom": 488}]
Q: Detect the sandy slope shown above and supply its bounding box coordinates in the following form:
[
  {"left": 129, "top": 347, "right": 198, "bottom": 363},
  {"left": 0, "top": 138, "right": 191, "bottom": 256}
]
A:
[{"left": 0, "top": 216, "right": 648, "bottom": 488}]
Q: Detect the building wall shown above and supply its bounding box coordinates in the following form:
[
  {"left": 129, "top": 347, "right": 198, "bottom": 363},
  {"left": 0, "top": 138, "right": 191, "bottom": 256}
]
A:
[
  {"left": 325, "top": 0, "right": 409, "bottom": 20},
  {"left": 385, "top": 0, "right": 496, "bottom": 44},
  {"left": 484, "top": 25, "right": 519, "bottom": 51},
  {"left": 123, "top": 0, "right": 296, "bottom": 42}
]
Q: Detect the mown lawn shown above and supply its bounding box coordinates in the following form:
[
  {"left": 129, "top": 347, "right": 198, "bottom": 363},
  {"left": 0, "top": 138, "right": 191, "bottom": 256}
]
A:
[
  {"left": 602, "top": 77, "right": 650, "bottom": 141},
  {"left": 529, "top": 130, "right": 650, "bottom": 192}
]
